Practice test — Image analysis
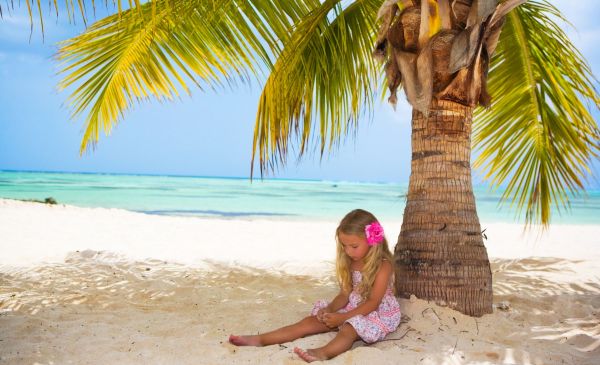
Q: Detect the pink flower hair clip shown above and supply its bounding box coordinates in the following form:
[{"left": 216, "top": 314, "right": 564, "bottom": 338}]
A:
[{"left": 365, "top": 221, "right": 384, "bottom": 246}]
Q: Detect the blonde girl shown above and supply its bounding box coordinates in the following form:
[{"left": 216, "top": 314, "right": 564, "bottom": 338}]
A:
[{"left": 229, "top": 209, "right": 401, "bottom": 362}]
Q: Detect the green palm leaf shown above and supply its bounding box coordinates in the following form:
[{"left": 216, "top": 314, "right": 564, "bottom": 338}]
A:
[
  {"left": 252, "top": 0, "right": 382, "bottom": 176},
  {"left": 473, "top": 0, "right": 600, "bottom": 226},
  {"left": 57, "top": 0, "right": 320, "bottom": 154}
]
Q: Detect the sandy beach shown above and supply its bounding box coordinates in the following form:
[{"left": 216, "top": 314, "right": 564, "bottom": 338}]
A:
[{"left": 1, "top": 198, "right": 599, "bottom": 364}]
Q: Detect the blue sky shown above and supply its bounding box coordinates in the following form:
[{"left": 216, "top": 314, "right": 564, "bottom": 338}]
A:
[{"left": 0, "top": 1, "right": 598, "bottom": 185}]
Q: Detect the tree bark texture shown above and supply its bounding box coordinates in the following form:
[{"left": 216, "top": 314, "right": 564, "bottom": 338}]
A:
[{"left": 395, "top": 99, "right": 493, "bottom": 317}]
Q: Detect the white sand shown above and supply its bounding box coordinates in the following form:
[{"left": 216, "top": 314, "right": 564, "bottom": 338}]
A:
[{"left": 1, "top": 198, "right": 599, "bottom": 364}]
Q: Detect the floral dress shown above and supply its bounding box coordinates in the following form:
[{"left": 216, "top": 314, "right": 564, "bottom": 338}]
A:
[{"left": 310, "top": 270, "right": 401, "bottom": 343}]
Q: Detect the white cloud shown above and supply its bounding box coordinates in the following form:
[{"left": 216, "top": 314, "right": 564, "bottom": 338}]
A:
[
  {"left": 566, "top": 28, "right": 600, "bottom": 59},
  {"left": 552, "top": 0, "right": 600, "bottom": 29},
  {"left": 380, "top": 97, "right": 412, "bottom": 125},
  {"left": 1, "top": 14, "right": 32, "bottom": 26},
  {"left": 0, "top": 5, "right": 86, "bottom": 45},
  {"left": 548, "top": 1, "right": 600, "bottom": 57},
  {"left": 15, "top": 52, "right": 46, "bottom": 64},
  {"left": 0, "top": 48, "right": 47, "bottom": 66}
]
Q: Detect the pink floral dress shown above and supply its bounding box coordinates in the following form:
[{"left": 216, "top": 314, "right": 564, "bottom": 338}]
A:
[{"left": 310, "top": 270, "right": 401, "bottom": 343}]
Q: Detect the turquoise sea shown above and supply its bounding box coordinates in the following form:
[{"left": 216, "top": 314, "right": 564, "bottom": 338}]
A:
[{"left": 1, "top": 170, "right": 599, "bottom": 224}]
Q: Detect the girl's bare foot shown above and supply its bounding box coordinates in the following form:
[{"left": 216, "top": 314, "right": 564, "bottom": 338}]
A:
[
  {"left": 293, "top": 347, "right": 327, "bottom": 363},
  {"left": 228, "top": 334, "right": 262, "bottom": 346}
]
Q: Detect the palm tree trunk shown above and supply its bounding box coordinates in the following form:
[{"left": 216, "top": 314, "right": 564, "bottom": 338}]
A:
[{"left": 395, "top": 99, "right": 493, "bottom": 317}]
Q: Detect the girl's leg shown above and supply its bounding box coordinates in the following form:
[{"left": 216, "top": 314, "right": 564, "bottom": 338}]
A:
[
  {"left": 293, "top": 323, "right": 358, "bottom": 362},
  {"left": 229, "top": 316, "right": 330, "bottom": 347}
]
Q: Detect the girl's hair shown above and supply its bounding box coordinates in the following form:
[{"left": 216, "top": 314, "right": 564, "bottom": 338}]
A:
[{"left": 335, "top": 209, "right": 394, "bottom": 299}]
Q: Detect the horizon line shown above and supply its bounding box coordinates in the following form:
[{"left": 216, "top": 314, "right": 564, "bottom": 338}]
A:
[{"left": 0, "top": 168, "right": 409, "bottom": 185}]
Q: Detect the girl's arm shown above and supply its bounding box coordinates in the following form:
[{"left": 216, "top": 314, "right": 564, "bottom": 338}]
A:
[
  {"left": 316, "top": 290, "right": 350, "bottom": 324},
  {"left": 323, "top": 261, "right": 392, "bottom": 327},
  {"left": 325, "top": 290, "right": 351, "bottom": 312}
]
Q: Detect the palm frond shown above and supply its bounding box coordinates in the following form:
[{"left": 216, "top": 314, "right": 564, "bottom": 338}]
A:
[
  {"left": 473, "top": 0, "right": 600, "bottom": 226},
  {"left": 252, "top": 0, "right": 383, "bottom": 176},
  {"left": 57, "top": 0, "right": 319, "bottom": 154}
]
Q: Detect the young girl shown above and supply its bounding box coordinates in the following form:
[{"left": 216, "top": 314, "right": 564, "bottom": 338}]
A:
[{"left": 229, "top": 209, "right": 401, "bottom": 362}]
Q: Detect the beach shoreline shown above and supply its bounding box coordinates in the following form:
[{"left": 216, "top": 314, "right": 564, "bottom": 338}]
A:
[
  {"left": 1, "top": 198, "right": 598, "bottom": 269},
  {"left": 1, "top": 199, "right": 599, "bottom": 364}
]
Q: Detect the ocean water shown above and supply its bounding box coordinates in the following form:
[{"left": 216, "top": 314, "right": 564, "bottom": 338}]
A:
[{"left": 0, "top": 170, "right": 598, "bottom": 225}]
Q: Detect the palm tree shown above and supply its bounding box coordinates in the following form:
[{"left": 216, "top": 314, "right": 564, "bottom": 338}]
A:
[{"left": 7, "top": 0, "right": 599, "bottom": 316}]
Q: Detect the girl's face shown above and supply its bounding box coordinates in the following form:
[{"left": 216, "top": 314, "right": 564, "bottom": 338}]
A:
[{"left": 339, "top": 231, "right": 370, "bottom": 262}]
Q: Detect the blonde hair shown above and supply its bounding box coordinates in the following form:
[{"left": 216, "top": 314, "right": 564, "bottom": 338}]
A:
[{"left": 335, "top": 209, "right": 393, "bottom": 299}]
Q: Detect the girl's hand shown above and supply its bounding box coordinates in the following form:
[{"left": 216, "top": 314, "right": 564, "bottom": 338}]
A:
[
  {"left": 316, "top": 308, "right": 329, "bottom": 323},
  {"left": 322, "top": 312, "right": 346, "bottom": 328}
]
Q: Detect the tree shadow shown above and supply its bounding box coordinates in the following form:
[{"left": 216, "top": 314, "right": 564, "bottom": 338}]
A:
[
  {"left": 0, "top": 253, "right": 598, "bottom": 364},
  {"left": 0, "top": 250, "right": 338, "bottom": 364}
]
